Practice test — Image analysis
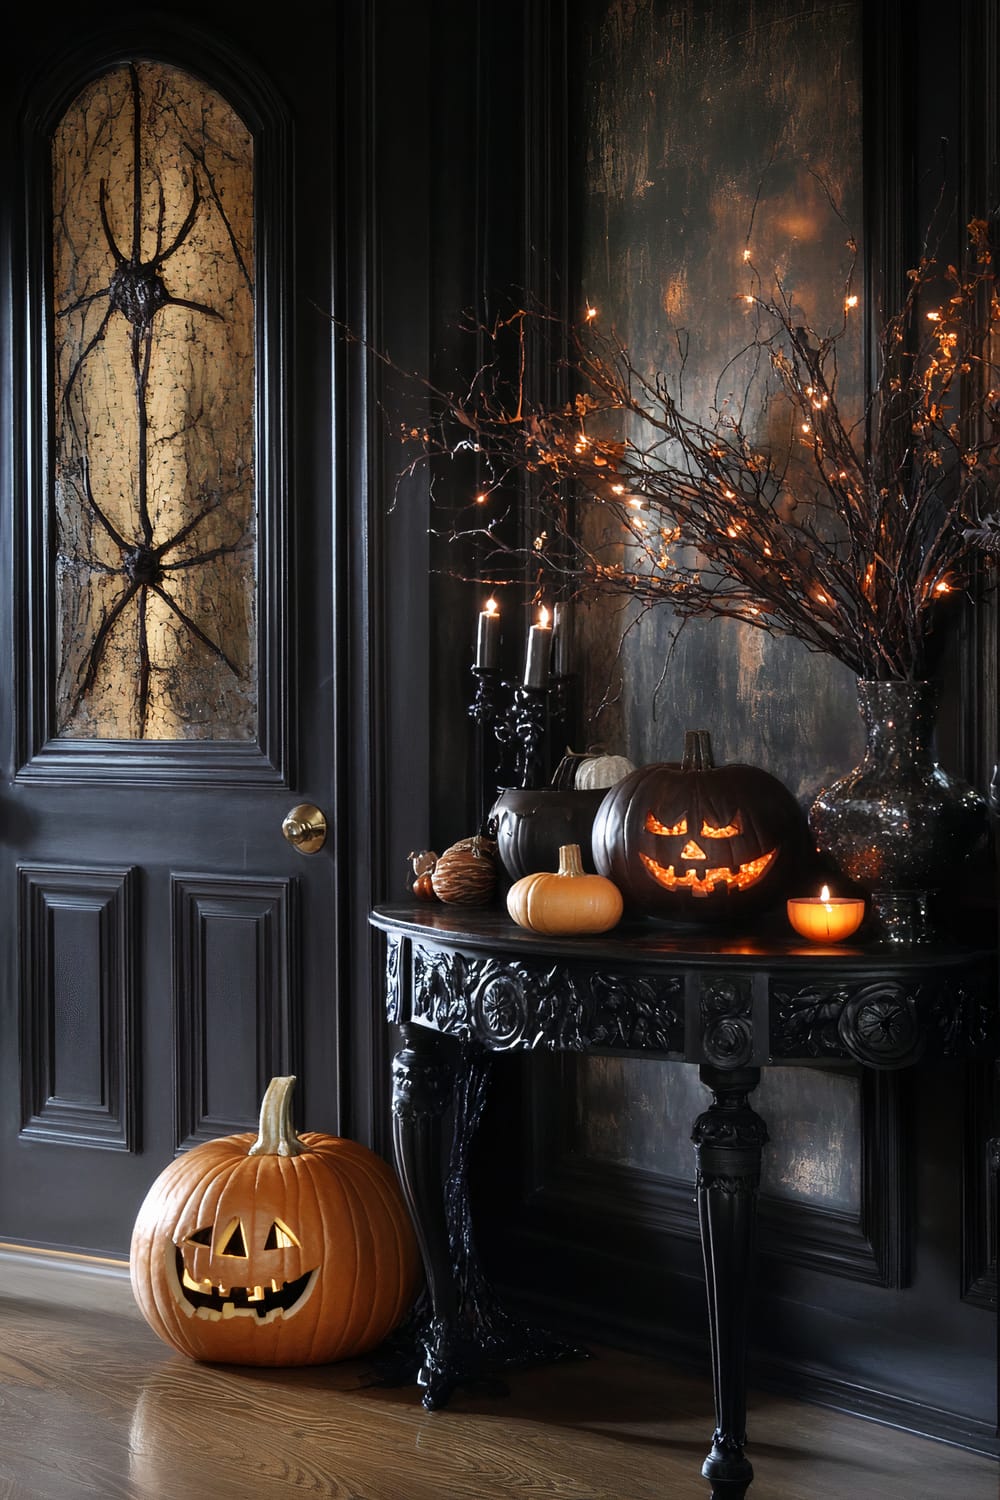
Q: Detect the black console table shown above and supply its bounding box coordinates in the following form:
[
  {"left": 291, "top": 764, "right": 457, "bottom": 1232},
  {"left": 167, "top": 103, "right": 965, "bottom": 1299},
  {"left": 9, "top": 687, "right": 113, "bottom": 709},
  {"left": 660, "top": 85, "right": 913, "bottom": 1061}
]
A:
[{"left": 370, "top": 902, "right": 996, "bottom": 1500}]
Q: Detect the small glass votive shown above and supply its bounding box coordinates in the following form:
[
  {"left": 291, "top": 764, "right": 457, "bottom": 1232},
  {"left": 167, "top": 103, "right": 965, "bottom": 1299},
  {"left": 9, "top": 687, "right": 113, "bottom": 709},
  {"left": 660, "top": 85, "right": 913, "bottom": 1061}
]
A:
[{"left": 787, "top": 885, "right": 865, "bottom": 943}]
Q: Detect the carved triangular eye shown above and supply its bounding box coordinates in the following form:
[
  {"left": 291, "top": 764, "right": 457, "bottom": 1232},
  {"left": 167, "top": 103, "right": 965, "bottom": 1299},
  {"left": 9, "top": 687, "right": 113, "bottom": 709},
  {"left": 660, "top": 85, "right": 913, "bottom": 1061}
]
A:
[
  {"left": 218, "top": 1218, "right": 248, "bottom": 1257},
  {"left": 264, "top": 1218, "right": 301, "bottom": 1251},
  {"left": 645, "top": 813, "right": 687, "bottom": 836},
  {"left": 186, "top": 1225, "right": 212, "bottom": 1247},
  {"left": 701, "top": 818, "right": 741, "bottom": 838}
]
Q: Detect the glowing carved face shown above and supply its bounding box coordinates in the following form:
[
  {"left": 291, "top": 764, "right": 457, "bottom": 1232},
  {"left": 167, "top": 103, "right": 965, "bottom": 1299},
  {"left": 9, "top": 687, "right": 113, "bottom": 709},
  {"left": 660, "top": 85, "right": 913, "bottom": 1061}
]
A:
[
  {"left": 168, "top": 1210, "right": 318, "bottom": 1326},
  {"left": 591, "top": 741, "right": 805, "bottom": 924},
  {"left": 639, "top": 810, "right": 777, "bottom": 898},
  {"left": 130, "top": 1076, "right": 422, "bottom": 1369}
]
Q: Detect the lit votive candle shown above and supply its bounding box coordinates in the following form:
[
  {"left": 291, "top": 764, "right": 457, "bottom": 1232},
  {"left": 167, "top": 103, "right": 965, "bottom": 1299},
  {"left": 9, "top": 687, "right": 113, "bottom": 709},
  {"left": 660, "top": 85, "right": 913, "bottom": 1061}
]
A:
[{"left": 787, "top": 885, "right": 865, "bottom": 943}]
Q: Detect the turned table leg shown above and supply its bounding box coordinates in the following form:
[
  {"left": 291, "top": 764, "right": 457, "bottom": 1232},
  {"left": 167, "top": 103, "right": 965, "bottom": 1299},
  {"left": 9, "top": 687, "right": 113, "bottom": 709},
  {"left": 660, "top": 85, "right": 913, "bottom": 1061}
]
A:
[
  {"left": 391, "top": 1022, "right": 460, "bottom": 1409},
  {"left": 692, "top": 1064, "right": 768, "bottom": 1500},
  {"left": 989, "top": 1133, "right": 1000, "bottom": 1437},
  {"left": 389, "top": 1024, "right": 588, "bottom": 1411}
]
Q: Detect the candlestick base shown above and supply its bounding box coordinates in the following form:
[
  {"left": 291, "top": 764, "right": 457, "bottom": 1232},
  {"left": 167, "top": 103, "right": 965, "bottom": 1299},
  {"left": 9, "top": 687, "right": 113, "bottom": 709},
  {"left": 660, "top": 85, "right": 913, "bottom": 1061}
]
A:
[
  {"left": 509, "top": 685, "right": 549, "bottom": 790},
  {"left": 468, "top": 667, "right": 502, "bottom": 729}
]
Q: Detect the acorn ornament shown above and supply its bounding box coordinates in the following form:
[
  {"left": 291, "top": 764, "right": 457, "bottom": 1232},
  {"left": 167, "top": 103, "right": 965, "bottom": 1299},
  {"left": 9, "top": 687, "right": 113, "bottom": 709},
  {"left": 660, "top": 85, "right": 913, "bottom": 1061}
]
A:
[
  {"left": 431, "top": 835, "right": 499, "bottom": 905},
  {"left": 407, "top": 849, "right": 438, "bottom": 901}
]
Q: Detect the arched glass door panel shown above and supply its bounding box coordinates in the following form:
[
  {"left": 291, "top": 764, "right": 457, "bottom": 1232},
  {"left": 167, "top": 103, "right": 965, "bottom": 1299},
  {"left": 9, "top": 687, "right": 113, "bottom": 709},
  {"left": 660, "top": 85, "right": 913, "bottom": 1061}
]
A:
[{"left": 52, "top": 60, "right": 256, "bottom": 741}]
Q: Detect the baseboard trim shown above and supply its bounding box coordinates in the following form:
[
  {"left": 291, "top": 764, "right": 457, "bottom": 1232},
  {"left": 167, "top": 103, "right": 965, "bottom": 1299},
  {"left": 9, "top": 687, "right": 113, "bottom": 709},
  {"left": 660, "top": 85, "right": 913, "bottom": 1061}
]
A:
[
  {"left": 504, "top": 1282, "right": 1000, "bottom": 1461},
  {"left": 0, "top": 1240, "right": 129, "bottom": 1272},
  {"left": 0, "top": 1242, "right": 137, "bottom": 1318}
]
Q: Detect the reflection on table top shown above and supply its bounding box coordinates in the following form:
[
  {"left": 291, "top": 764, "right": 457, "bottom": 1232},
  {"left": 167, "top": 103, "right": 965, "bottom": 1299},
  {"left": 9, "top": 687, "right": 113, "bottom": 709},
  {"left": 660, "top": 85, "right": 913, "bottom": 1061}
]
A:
[{"left": 370, "top": 901, "right": 996, "bottom": 974}]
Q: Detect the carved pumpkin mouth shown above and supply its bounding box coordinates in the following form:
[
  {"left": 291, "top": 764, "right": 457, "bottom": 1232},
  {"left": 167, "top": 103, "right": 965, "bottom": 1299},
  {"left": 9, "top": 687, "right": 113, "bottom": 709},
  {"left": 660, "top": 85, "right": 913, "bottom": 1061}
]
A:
[
  {"left": 638, "top": 848, "right": 777, "bottom": 897},
  {"left": 167, "top": 1244, "right": 318, "bottom": 1324}
]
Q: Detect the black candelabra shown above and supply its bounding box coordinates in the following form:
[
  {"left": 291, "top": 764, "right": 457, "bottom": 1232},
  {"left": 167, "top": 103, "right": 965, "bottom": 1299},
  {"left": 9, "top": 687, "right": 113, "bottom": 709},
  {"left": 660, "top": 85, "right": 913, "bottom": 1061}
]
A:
[
  {"left": 468, "top": 668, "right": 574, "bottom": 831},
  {"left": 468, "top": 598, "right": 575, "bottom": 830}
]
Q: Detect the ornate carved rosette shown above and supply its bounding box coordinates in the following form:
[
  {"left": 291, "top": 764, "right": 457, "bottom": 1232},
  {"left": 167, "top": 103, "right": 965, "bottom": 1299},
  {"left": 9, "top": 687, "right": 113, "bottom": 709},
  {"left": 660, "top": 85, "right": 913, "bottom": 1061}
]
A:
[
  {"left": 409, "top": 946, "right": 684, "bottom": 1054},
  {"left": 699, "top": 976, "right": 754, "bottom": 1069},
  {"left": 836, "top": 984, "right": 923, "bottom": 1069},
  {"left": 770, "top": 970, "right": 998, "bottom": 1068},
  {"left": 473, "top": 969, "right": 533, "bottom": 1047}
]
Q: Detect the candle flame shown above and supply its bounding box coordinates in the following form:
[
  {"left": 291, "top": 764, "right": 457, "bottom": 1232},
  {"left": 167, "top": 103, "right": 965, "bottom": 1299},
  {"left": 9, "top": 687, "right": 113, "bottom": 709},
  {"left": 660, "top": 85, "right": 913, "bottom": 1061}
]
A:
[
  {"left": 538, "top": 605, "right": 550, "bottom": 628},
  {"left": 485, "top": 597, "right": 498, "bottom": 616},
  {"left": 820, "top": 884, "right": 831, "bottom": 903}
]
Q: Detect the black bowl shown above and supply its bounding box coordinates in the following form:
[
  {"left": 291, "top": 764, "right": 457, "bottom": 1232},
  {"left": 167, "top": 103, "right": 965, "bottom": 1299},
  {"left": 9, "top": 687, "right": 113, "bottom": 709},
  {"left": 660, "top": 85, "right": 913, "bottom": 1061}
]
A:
[{"left": 490, "top": 787, "right": 607, "bottom": 882}]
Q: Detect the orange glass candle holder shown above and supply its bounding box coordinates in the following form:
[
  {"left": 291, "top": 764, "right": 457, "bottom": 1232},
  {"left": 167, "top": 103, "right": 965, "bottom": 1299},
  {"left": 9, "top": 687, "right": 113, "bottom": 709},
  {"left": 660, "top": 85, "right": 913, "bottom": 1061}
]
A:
[{"left": 786, "top": 885, "right": 865, "bottom": 943}]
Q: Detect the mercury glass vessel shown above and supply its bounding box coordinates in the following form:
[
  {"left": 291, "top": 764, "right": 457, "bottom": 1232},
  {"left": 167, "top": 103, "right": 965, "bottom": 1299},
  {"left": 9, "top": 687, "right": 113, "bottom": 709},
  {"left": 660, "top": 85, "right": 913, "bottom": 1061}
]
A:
[{"left": 809, "top": 680, "right": 988, "bottom": 944}]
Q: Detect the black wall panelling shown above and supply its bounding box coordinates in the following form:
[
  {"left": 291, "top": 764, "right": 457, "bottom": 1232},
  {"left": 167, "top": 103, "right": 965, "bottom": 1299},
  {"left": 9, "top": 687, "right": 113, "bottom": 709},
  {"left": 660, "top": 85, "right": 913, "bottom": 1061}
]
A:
[
  {"left": 18, "top": 864, "right": 138, "bottom": 1152},
  {"left": 957, "top": 0, "right": 1000, "bottom": 1320},
  {"left": 524, "top": 1056, "right": 908, "bottom": 1289},
  {"left": 965, "top": 1060, "right": 999, "bottom": 1307},
  {"left": 171, "top": 873, "right": 298, "bottom": 1149}
]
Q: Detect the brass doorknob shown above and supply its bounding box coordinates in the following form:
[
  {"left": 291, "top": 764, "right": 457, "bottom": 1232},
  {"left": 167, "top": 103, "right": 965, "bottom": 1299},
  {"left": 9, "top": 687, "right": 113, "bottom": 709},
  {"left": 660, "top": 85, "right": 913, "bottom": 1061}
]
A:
[{"left": 282, "top": 803, "right": 328, "bottom": 854}]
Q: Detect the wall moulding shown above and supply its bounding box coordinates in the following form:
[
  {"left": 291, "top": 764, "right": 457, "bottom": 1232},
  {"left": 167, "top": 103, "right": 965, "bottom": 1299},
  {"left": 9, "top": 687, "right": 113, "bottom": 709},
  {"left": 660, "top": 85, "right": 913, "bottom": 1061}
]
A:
[{"left": 522, "top": 1054, "right": 909, "bottom": 1289}]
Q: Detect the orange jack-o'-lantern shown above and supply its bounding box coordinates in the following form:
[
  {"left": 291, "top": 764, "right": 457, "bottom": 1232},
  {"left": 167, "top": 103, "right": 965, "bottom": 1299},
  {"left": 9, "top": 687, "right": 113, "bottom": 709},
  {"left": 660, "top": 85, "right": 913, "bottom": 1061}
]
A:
[
  {"left": 592, "top": 730, "right": 805, "bottom": 922},
  {"left": 130, "top": 1076, "right": 420, "bottom": 1366}
]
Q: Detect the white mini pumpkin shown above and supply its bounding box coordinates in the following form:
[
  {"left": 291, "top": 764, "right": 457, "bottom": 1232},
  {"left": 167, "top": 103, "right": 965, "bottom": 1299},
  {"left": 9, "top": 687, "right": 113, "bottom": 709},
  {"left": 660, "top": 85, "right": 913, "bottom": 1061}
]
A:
[{"left": 574, "top": 752, "right": 636, "bottom": 791}]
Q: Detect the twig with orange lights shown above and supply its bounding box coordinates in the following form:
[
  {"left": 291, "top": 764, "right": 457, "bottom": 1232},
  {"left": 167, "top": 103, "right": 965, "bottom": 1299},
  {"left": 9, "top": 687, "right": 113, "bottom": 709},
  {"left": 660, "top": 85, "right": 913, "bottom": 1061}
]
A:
[{"left": 387, "top": 212, "right": 1000, "bottom": 683}]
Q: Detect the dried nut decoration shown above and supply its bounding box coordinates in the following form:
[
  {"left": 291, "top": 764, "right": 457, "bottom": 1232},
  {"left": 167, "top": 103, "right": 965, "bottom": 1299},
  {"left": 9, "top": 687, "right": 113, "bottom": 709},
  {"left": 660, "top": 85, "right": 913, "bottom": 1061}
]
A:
[
  {"left": 407, "top": 849, "right": 438, "bottom": 900},
  {"left": 431, "top": 835, "right": 499, "bottom": 905}
]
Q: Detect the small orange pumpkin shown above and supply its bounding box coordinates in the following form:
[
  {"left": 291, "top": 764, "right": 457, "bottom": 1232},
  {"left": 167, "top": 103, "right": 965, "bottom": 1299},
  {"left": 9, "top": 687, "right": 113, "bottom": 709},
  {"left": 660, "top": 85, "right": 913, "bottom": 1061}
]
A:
[
  {"left": 129, "top": 1076, "right": 420, "bottom": 1366},
  {"left": 507, "top": 842, "right": 624, "bottom": 935}
]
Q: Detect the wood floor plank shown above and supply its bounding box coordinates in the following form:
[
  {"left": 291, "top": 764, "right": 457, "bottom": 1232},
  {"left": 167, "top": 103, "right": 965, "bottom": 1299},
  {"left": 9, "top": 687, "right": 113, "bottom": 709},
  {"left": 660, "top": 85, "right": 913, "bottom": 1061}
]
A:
[{"left": 0, "top": 1287, "right": 996, "bottom": 1499}]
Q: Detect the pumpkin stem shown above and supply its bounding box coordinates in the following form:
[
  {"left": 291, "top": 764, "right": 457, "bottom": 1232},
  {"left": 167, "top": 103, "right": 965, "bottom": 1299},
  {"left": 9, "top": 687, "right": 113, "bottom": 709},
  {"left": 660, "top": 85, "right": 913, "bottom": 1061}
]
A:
[
  {"left": 681, "top": 729, "right": 714, "bottom": 771},
  {"left": 248, "top": 1075, "right": 309, "bottom": 1158},
  {"left": 557, "top": 843, "right": 586, "bottom": 877}
]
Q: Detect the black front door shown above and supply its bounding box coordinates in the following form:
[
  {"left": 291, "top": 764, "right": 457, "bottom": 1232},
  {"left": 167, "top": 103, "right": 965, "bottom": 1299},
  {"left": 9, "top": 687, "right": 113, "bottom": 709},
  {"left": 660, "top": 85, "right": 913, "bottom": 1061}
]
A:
[{"left": 0, "top": 9, "right": 358, "bottom": 1255}]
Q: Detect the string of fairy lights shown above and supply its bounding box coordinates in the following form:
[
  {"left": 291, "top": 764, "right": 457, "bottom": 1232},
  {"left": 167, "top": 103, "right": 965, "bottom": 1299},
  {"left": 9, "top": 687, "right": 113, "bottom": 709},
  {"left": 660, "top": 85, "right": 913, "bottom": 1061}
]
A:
[{"left": 417, "top": 213, "right": 999, "bottom": 685}]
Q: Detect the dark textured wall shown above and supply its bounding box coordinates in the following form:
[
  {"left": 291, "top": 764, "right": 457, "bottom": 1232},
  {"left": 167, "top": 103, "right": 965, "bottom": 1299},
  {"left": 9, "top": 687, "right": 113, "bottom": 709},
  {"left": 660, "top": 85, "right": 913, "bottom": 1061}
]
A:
[
  {"left": 572, "top": 0, "right": 867, "bottom": 1234},
  {"left": 575, "top": 0, "right": 864, "bottom": 799}
]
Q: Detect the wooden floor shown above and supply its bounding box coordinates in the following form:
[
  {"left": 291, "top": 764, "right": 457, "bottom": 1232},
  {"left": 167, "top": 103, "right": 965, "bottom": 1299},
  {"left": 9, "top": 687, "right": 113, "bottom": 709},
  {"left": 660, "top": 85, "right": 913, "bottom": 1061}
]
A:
[{"left": 0, "top": 1259, "right": 997, "bottom": 1500}]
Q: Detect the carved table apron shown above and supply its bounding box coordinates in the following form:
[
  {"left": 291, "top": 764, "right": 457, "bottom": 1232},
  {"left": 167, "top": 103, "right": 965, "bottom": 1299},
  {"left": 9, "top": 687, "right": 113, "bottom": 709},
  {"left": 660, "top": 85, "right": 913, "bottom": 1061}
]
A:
[{"left": 370, "top": 904, "right": 996, "bottom": 1500}]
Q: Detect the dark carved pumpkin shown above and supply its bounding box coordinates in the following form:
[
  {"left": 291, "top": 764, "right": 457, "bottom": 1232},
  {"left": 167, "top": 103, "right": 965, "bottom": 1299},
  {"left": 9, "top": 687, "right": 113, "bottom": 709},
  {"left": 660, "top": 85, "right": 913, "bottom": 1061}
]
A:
[
  {"left": 591, "top": 730, "right": 805, "bottom": 922},
  {"left": 130, "top": 1076, "right": 420, "bottom": 1366}
]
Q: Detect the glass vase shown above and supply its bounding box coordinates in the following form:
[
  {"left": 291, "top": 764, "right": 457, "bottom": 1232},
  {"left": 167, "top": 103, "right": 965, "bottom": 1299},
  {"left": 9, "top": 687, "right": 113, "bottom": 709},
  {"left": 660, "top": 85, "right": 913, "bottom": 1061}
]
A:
[{"left": 808, "top": 680, "right": 988, "bottom": 944}]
